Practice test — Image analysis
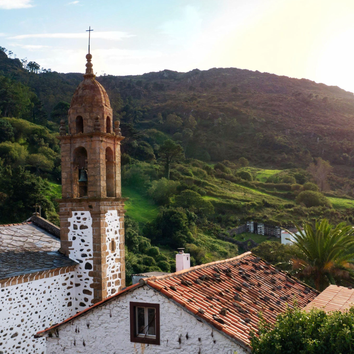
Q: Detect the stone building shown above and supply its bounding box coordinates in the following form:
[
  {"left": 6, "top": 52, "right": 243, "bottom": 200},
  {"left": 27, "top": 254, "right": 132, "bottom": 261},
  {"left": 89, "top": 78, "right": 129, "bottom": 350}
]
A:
[
  {"left": 36, "top": 252, "right": 318, "bottom": 354},
  {"left": 0, "top": 52, "right": 125, "bottom": 354}
]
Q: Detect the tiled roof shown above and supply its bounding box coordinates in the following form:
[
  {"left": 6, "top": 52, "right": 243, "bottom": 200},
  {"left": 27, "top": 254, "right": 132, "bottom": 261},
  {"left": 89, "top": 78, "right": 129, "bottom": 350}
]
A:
[
  {"left": 146, "top": 252, "right": 318, "bottom": 348},
  {"left": 0, "top": 222, "right": 60, "bottom": 253},
  {"left": 35, "top": 252, "right": 318, "bottom": 348},
  {"left": 0, "top": 251, "right": 77, "bottom": 279},
  {"left": 305, "top": 285, "right": 354, "bottom": 312}
]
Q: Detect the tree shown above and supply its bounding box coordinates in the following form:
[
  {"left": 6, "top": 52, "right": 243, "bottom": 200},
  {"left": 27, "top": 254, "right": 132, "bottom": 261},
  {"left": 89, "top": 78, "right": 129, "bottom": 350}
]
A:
[
  {"left": 185, "top": 115, "right": 197, "bottom": 130},
  {"left": 0, "top": 166, "right": 55, "bottom": 223},
  {"left": 289, "top": 219, "right": 354, "bottom": 291},
  {"left": 158, "top": 139, "right": 184, "bottom": 179},
  {"left": 164, "top": 113, "right": 183, "bottom": 134},
  {"left": 0, "top": 76, "right": 32, "bottom": 118},
  {"left": 307, "top": 157, "right": 332, "bottom": 191},
  {"left": 0, "top": 141, "right": 28, "bottom": 166},
  {"left": 238, "top": 157, "right": 249, "bottom": 167},
  {"left": 251, "top": 307, "right": 354, "bottom": 354},
  {"left": 0, "top": 118, "right": 14, "bottom": 143},
  {"left": 147, "top": 178, "right": 179, "bottom": 205},
  {"left": 174, "top": 189, "right": 214, "bottom": 216},
  {"left": 252, "top": 241, "right": 294, "bottom": 271},
  {"left": 27, "top": 61, "right": 40, "bottom": 73},
  {"left": 50, "top": 101, "right": 70, "bottom": 124},
  {"left": 143, "top": 207, "right": 194, "bottom": 248}
]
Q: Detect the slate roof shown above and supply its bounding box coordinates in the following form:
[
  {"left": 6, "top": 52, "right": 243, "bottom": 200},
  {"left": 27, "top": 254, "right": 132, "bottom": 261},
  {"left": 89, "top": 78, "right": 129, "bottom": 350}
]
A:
[
  {"left": 36, "top": 252, "right": 318, "bottom": 349},
  {"left": 146, "top": 252, "right": 318, "bottom": 348},
  {"left": 0, "top": 222, "right": 60, "bottom": 253},
  {"left": 0, "top": 251, "right": 77, "bottom": 279},
  {"left": 0, "top": 220, "right": 76, "bottom": 279},
  {"left": 305, "top": 285, "right": 354, "bottom": 312}
]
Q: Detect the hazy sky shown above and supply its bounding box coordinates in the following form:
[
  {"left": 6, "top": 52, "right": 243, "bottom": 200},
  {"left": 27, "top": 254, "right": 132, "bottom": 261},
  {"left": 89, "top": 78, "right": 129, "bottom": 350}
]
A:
[{"left": 1, "top": 0, "right": 354, "bottom": 92}]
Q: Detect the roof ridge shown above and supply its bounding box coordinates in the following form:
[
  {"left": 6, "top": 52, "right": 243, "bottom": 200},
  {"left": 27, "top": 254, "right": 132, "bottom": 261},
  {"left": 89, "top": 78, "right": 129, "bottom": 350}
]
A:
[
  {"left": 0, "top": 221, "right": 30, "bottom": 227},
  {"left": 146, "top": 251, "right": 252, "bottom": 283}
]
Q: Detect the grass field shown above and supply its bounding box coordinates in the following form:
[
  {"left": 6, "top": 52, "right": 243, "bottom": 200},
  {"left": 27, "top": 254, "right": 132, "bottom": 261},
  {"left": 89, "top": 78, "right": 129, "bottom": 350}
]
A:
[
  {"left": 327, "top": 196, "right": 354, "bottom": 209},
  {"left": 232, "top": 232, "right": 276, "bottom": 244},
  {"left": 47, "top": 182, "right": 62, "bottom": 199},
  {"left": 123, "top": 186, "right": 159, "bottom": 224},
  {"left": 254, "top": 169, "right": 282, "bottom": 182}
]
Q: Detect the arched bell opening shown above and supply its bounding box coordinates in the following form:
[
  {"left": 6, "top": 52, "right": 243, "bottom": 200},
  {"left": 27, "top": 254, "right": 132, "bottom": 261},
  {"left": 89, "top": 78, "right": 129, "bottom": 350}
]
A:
[
  {"left": 76, "top": 116, "right": 84, "bottom": 134},
  {"left": 73, "top": 146, "right": 88, "bottom": 197},
  {"left": 106, "top": 117, "right": 112, "bottom": 133},
  {"left": 106, "top": 147, "right": 114, "bottom": 197}
]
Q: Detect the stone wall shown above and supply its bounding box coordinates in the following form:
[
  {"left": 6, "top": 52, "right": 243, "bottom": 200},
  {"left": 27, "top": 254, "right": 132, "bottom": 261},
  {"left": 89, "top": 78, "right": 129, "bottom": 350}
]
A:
[
  {"left": 0, "top": 270, "right": 76, "bottom": 354},
  {"left": 45, "top": 285, "right": 249, "bottom": 354}
]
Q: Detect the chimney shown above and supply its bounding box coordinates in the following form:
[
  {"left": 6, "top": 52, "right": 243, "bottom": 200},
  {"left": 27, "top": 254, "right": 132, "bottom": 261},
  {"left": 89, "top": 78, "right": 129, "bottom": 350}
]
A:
[{"left": 176, "top": 248, "right": 190, "bottom": 272}]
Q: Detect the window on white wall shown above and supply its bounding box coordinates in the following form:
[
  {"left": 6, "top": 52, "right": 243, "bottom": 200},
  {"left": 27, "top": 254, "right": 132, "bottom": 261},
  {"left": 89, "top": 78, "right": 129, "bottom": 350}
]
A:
[{"left": 130, "top": 302, "right": 160, "bottom": 345}]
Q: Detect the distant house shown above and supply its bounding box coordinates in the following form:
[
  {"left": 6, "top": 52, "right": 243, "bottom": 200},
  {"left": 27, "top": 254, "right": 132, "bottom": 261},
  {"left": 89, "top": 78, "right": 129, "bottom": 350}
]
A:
[
  {"left": 281, "top": 228, "right": 301, "bottom": 245},
  {"left": 37, "top": 252, "right": 318, "bottom": 354}
]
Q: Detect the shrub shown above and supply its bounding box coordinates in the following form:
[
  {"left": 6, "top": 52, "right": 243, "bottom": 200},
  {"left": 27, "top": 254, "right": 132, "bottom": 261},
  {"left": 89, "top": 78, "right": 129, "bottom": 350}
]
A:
[
  {"left": 237, "top": 171, "right": 253, "bottom": 181},
  {"left": 147, "top": 178, "right": 179, "bottom": 205},
  {"left": 156, "top": 254, "right": 168, "bottom": 262},
  {"left": 302, "top": 182, "right": 319, "bottom": 191},
  {"left": 214, "top": 162, "right": 231, "bottom": 174},
  {"left": 191, "top": 167, "right": 207, "bottom": 179},
  {"left": 157, "top": 261, "right": 171, "bottom": 272},
  {"left": 142, "top": 256, "right": 156, "bottom": 266},
  {"left": 251, "top": 307, "right": 354, "bottom": 354},
  {"left": 280, "top": 175, "right": 296, "bottom": 184},
  {"left": 147, "top": 246, "right": 160, "bottom": 257},
  {"left": 296, "top": 190, "right": 332, "bottom": 208},
  {"left": 238, "top": 157, "right": 249, "bottom": 167},
  {"left": 138, "top": 240, "right": 151, "bottom": 253}
]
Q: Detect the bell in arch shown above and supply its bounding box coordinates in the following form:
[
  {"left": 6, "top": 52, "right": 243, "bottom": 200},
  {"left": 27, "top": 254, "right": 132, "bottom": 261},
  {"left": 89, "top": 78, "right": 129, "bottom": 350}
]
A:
[{"left": 78, "top": 169, "right": 88, "bottom": 182}]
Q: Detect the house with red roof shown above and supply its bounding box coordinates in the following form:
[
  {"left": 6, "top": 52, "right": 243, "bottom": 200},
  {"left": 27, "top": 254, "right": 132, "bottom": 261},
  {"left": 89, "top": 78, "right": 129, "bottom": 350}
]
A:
[{"left": 36, "top": 252, "right": 318, "bottom": 353}]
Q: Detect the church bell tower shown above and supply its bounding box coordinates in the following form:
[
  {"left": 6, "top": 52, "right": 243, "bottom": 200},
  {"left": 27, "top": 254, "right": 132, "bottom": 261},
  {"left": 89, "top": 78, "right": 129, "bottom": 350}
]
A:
[{"left": 58, "top": 49, "right": 125, "bottom": 309}]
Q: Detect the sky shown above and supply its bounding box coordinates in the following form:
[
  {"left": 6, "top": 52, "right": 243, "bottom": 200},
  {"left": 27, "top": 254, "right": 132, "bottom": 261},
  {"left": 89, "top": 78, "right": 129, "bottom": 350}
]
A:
[{"left": 1, "top": 0, "right": 354, "bottom": 92}]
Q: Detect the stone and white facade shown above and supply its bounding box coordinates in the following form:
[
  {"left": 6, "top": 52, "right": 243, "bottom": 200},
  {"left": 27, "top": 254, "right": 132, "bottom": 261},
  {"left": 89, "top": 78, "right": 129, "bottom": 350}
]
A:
[{"left": 43, "top": 285, "right": 248, "bottom": 354}]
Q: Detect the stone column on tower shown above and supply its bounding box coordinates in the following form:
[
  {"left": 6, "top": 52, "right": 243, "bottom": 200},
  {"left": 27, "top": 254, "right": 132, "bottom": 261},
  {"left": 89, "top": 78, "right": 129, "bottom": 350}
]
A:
[{"left": 58, "top": 52, "right": 125, "bottom": 309}]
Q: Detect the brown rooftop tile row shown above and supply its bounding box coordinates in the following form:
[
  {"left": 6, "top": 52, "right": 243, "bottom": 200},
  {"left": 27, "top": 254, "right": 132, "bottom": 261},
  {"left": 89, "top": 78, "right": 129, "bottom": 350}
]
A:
[
  {"left": 147, "top": 252, "right": 318, "bottom": 348},
  {"left": 305, "top": 284, "right": 354, "bottom": 313}
]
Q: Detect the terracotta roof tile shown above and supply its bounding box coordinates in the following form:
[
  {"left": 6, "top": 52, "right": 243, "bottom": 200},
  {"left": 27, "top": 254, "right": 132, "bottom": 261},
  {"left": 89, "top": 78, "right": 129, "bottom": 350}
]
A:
[
  {"left": 146, "top": 252, "right": 318, "bottom": 348},
  {"left": 305, "top": 285, "right": 354, "bottom": 312}
]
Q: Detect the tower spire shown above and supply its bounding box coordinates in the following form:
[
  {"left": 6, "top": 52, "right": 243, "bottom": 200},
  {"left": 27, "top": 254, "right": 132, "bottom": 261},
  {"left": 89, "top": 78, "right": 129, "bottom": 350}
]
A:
[{"left": 84, "top": 26, "right": 94, "bottom": 77}]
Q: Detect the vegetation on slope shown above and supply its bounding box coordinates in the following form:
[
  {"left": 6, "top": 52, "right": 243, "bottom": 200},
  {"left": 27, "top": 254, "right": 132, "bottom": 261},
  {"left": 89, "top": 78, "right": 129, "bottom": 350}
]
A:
[{"left": 2, "top": 46, "right": 354, "bottom": 285}]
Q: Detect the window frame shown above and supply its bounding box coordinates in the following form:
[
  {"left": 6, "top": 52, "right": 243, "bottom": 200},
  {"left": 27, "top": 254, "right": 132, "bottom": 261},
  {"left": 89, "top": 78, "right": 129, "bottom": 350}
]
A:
[{"left": 130, "top": 302, "right": 160, "bottom": 345}]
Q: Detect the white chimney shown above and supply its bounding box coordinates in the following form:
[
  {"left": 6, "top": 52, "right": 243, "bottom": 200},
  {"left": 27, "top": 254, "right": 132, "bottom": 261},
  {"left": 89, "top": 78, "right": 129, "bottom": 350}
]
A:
[{"left": 176, "top": 248, "right": 190, "bottom": 272}]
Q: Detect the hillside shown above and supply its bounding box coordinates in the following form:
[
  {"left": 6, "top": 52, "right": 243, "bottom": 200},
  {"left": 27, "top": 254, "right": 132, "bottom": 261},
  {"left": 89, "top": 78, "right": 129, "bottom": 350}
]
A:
[
  {"left": 2, "top": 47, "right": 354, "bottom": 282},
  {"left": 3, "top": 49, "right": 354, "bottom": 173}
]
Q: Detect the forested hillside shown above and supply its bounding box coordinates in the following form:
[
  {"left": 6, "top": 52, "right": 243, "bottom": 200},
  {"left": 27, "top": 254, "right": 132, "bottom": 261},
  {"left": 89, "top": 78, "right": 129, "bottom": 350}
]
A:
[{"left": 1, "top": 47, "right": 354, "bottom": 283}]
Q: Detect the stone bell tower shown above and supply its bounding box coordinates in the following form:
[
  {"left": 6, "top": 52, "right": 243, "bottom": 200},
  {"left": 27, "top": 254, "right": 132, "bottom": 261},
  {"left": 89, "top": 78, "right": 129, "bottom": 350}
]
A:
[{"left": 58, "top": 51, "right": 125, "bottom": 309}]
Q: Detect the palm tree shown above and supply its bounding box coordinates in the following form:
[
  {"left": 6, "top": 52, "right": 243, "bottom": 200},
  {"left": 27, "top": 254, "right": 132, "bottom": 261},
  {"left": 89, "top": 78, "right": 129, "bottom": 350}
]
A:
[{"left": 289, "top": 219, "right": 354, "bottom": 291}]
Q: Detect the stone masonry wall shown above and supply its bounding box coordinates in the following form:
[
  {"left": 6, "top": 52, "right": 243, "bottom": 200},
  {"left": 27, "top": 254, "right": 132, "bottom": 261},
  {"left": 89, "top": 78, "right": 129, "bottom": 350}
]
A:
[
  {"left": 46, "top": 285, "right": 249, "bottom": 354},
  {"left": 0, "top": 270, "right": 76, "bottom": 354}
]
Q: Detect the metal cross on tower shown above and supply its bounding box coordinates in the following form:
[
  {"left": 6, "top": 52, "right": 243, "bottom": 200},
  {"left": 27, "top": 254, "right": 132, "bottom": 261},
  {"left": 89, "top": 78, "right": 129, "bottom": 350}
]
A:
[{"left": 86, "top": 26, "right": 94, "bottom": 54}]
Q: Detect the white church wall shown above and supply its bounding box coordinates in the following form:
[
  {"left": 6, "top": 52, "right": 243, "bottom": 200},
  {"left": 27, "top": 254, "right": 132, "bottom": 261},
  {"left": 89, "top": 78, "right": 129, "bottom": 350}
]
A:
[
  {"left": 0, "top": 269, "right": 76, "bottom": 354},
  {"left": 46, "top": 285, "right": 249, "bottom": 354},
  {"left": 105, "top": 210, "right": 122, "bottom": 296},
  {"left": 67, "top": 210, "right": 94, "bottom": 310}
]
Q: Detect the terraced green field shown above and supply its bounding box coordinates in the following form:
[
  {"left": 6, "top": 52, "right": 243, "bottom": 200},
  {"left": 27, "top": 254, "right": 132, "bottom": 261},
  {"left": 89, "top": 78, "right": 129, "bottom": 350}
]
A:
[
  {"left": 327, "top": 197, "right": 354, "bottom": 209},
  {"left": 123, "top": 186, "right": 159, "bottom": 223}
]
